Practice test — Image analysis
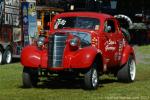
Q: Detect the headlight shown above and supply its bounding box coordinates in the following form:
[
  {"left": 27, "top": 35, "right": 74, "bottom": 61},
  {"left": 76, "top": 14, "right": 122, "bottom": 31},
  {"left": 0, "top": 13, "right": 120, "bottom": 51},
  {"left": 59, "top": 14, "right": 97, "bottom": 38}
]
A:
[
  {"left": 37, "top": 36, "right": 45, "bottom": 47},
  {"left": 69, "top": 37, "right": 80, "bottom": 50},
  {"left": 70, "top": 37, "right": 78, "bottom": 47}
]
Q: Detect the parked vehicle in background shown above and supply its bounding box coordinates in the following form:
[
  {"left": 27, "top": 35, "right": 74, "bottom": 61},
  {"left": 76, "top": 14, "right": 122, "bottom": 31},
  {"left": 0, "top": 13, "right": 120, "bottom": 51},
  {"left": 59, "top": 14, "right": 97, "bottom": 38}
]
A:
[
  {"left": 0, "top": 0, "right": 37, "bottom": 64},
  {"left": 21, "top": 12, "right": 136, "bottom": 90}
]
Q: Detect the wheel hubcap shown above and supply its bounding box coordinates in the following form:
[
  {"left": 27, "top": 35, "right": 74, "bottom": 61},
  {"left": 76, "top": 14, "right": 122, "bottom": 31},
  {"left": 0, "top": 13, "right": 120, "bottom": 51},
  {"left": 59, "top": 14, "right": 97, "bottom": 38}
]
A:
[
  {"left": 6, "top": 51, "right": 11, "bottom": 63},
  {"left": 130, "top": 59, "right": 136, "bottom": 81},
  {"left": 92, "top": 69, "right": 98, "bottom": 87},
  {"left": 0, "top": 51, "right": 2, "bottom": 64}
]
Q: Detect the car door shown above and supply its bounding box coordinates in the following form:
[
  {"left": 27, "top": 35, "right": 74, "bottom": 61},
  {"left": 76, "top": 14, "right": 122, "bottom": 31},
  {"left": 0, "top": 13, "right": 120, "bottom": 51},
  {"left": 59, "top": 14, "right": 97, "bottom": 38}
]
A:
[{"left": 102, "top": 19, "right": 120, "bottom": 67}]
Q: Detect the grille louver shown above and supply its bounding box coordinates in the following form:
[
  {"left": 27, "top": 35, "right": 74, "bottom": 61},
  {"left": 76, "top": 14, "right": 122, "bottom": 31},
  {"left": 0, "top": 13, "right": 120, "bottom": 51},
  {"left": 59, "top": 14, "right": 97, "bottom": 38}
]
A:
[{"left": 48, "top": 33, "right": 68, "bottom": 68}]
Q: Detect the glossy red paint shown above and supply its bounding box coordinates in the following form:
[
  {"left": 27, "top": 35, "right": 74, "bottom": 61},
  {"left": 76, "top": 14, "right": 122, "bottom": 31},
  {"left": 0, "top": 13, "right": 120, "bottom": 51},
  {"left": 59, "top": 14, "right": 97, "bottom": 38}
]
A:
[
  {"left": 63, "top": 46, "right": 99, "bottom": 69},
  {"left": 70, "top": 47, "right": 99, "bottom": 69},
  {"left": 121, "top": 44, "right": 135, "bottom": 66},
  {"left": 21, "top": 12, "right": 135, "bottom": 73},
  {"left": 21, "top": 45, "right": 41, "bottom": 68}
]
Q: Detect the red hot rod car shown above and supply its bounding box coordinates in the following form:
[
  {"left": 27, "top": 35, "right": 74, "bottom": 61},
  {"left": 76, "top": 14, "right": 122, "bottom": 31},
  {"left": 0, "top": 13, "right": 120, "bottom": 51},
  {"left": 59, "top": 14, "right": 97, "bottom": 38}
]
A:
[{"left": 21, "top": 12, "right": 136, "bottom": 89}]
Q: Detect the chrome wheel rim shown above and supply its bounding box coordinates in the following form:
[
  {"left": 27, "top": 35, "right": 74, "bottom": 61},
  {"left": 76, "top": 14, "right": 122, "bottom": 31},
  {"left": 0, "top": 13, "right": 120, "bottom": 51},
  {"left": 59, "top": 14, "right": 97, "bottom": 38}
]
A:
[
  {"left": 92, "top": 69, "right": 98, "bottom": 87},
  {"left": 6, "top": 51, "right": 12, "bottom": 64},
  {"left": 130, "top": 59, "right": 136, "bottom": 81}
]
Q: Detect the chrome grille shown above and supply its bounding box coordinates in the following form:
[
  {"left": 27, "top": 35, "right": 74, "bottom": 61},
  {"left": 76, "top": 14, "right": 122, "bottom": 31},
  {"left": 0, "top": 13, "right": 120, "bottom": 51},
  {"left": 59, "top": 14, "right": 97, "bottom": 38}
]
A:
[{"left": 48, "top": 33, "right": 68, "bottom": 68}]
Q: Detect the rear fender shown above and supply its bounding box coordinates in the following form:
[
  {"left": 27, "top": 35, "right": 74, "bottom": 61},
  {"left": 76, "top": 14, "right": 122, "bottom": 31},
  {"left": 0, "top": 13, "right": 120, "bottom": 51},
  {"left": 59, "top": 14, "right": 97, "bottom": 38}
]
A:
[{"left": 121, "top": 45, "right": 135, "bottom": 66}]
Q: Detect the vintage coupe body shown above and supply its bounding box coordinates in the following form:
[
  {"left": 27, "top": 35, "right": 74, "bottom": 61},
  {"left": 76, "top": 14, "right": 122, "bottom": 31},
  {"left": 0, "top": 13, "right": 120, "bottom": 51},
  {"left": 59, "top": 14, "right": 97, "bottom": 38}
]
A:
[{"left": 21, "top": 12, "right": 136, "bottom": 89}]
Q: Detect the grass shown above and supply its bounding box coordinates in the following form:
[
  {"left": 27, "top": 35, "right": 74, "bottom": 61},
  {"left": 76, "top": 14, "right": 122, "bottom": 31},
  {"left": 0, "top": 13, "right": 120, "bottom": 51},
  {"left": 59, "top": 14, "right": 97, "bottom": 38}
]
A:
[
  {"left": 0, "top": 46, "right": 150, "bottom": 100},
  {"left": 137, "top": 45, "right": 150, "bottom": 54}
]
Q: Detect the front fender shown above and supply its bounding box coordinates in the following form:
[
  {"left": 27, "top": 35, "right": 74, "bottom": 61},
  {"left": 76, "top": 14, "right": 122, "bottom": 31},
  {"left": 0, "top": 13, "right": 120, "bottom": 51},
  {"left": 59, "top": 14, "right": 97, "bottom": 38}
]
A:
[
  {"left": 21, "top": 45, "right": 41, "bottom": 68},
  {"left": 70, "top": 47, "right": 98, "bottom": 69},
  {"left": 121, "top": 45, "right": 135, "bottom": 66}
]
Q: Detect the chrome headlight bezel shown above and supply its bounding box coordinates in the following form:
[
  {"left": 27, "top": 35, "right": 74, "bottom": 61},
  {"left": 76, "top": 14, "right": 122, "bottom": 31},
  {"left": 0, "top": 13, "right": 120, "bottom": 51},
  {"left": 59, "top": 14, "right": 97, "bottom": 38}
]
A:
[
  {"left": 37, "top": 36, "right": 45, "bottom": 47},
  {"left": 70, "top": 37, "right": 79, "bottom": 47}
]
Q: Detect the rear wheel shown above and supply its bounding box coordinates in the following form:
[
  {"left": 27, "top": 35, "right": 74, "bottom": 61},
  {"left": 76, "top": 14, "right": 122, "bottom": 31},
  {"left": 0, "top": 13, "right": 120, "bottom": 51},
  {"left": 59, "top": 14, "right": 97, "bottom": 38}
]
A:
[
  {"left": 84, "top": 63, "right": 99, "bottom": 90},
  {"left": 117, "top": 56, "right": 136, "bottom": 82},
  {"left": 23, "top": 67, "right": 38, "bottom": 88},
  {"left": 2, "top": 47, "right": 12, "bottom": 64},
  {"left": 0, "top": 47, "right": 3, "bottom": 64}
]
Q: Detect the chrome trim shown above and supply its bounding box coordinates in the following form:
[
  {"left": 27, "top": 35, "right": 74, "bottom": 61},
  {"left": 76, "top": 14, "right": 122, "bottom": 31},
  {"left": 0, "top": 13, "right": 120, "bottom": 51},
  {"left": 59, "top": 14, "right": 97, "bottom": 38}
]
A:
[{"left": 48, "top": 33, "right": 68, "bottom": 68}]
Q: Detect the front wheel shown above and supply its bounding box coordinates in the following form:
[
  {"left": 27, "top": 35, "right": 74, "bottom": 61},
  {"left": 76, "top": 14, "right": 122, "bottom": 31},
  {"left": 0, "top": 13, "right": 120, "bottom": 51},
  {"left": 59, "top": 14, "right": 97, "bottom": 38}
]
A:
[
  {"left": 22, "top": 67, "right": 38, "bottom": 88},
  {"left": 117, "top": 56, "right": 136, "bottom": 82},
  {"left": 84, "top": 63, "right": 99, "bottom": 90}
]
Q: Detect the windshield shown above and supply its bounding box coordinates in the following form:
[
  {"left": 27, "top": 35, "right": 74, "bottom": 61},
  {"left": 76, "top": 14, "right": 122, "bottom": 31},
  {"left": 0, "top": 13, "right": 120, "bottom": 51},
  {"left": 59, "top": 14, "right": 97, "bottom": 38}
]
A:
[{"left": 54, "top": 17, "right": 100, "bottom": 30}]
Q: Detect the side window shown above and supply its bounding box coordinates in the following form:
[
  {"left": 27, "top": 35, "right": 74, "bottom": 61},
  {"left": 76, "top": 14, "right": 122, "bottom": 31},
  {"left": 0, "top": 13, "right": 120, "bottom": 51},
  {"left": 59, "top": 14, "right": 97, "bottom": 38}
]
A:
[{"left": 104, "top": 20, "right": 116, "bottom": 33}]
